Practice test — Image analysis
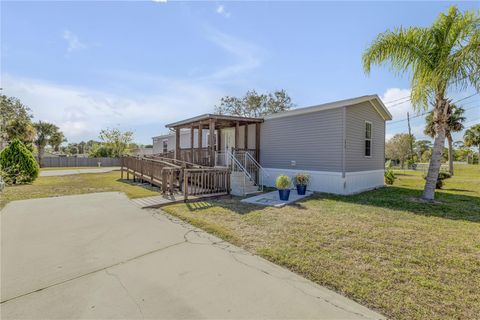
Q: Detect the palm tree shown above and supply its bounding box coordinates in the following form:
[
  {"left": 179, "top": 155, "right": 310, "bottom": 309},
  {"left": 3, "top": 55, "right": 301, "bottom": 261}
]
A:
[
  {"left": 33, "top": 121, "right": 59, "bottom": 167},
  {"left": 363, "top": 6, "right": 479, "bottom": 200},
  {"left": 424, "top": 104, "right": 465, "bottom": 175},
  {"left": 49, "top": 131, "right": 66, "bottom": 152},
  {"left": 464, "top": 124, "right": 480, "bottom": 163}
]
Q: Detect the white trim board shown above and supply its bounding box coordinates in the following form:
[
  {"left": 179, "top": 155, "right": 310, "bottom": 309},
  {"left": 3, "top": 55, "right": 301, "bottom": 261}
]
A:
[{"left": 264, "top": 95, "right": 392, "bottom": 121}]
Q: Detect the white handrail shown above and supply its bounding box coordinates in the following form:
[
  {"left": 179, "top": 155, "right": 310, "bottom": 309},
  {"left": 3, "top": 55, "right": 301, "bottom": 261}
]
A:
[
  {"left": 244, "top": 151, "right": 269, "bottom": 178},
  {"left": 226, "top": 150, "right": 252, "bottom": 179},
  {"left": 244, "top": 152, "right": 264, "bottom": 192}
]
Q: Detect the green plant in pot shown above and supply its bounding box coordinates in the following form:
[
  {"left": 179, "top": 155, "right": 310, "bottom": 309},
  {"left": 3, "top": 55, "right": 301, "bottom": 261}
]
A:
[
  {"left": 294, "top": 172, "right": 310, "bottom": 195},
  {"left": 275, "top": 174, "right": 292, "bottom": 201}
]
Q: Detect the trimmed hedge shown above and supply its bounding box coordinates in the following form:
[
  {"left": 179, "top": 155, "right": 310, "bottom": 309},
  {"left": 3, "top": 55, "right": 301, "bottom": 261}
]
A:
[{"left": 0, "top": 139, "right": 39, "bottom": 184}]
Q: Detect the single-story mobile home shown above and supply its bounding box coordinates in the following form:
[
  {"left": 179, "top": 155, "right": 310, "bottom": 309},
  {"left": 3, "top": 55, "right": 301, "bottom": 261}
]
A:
[{"left": 153, "top": 95, "right": 392, "bottom": 195}]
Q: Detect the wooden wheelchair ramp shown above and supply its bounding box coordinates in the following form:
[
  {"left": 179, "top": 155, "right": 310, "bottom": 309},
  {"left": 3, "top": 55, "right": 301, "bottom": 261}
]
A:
[{"left": 122, "top": 156, "right": 231, "bottom": 207}]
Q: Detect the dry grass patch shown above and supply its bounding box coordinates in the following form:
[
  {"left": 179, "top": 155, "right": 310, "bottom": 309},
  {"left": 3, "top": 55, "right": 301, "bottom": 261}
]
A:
[{"left": 0, "top": 171, "right": 158, "bottom": 208}]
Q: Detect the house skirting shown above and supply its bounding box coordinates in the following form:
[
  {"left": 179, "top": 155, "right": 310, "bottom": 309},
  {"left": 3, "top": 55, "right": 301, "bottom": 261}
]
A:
[{"left": 262, "top": 168, "right": 385, "bottom": 195}]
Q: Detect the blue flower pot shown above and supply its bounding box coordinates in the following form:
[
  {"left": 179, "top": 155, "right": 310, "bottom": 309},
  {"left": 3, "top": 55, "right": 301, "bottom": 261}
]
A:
[
  {"left": 296, "top": 184, "right": 307, "bottom": 195},
  {"left": 278, "top": 189, "right": 291, "bottom": 201}
]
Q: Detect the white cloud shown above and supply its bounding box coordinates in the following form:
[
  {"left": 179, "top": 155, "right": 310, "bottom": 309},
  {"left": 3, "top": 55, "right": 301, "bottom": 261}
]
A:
[
  {"left": 152, "top": 0, "right": 167, "bottom": 2},
  {"left": 1, "top": 28, "right": 263, "bottom": 143},
  {"left": 2, "top": 74, "right": 224, "bottom": 143},
  {"left": 380, "top": 88, "right": 415, "bottom": 121},
  {"left": 63, "top": 30, "right": 87, "bottom": 53},
  {"left": 216, "top": 5, "right": 231, "bottom": 18},
  {"left": 204, "top": 29, "right": 262, "bottom": 80}
]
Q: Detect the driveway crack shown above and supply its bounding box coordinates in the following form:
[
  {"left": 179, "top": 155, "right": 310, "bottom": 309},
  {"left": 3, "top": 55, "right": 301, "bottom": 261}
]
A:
[
  {"left": 0, "top": 240, "right": 187, "bottom": 305},
  {"left": 105, "top": 269, "right": 144, "bottom": 319}
]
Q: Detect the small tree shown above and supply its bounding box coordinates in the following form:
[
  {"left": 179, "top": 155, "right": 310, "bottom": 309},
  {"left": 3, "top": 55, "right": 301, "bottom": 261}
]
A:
[
  {"left": 99, "top": 128, "right": 133, "bottom": 157},
  {"left": 89, "top": 143, "right": 114, "bottom": 157},
  {"left": 33, "top": 121, "right": 60, "bottom": 166},
  {"left": 0, "top": 95, "right": 36, "bottom": 146},
  {"left": 386, "top": 133, "right": 415, "bottom": 168},
  {"left": 464, "top": 124, "right": 480, "bottom": 163},
  {"left": 215, "top": 89, "right": 293, "bottom": 117},
  {"left": 49, "top": 131, "right": 66, "bottom": 152},
  {"left": 414, "top": 140, "right": 432, "bottom": 161},
  {"left": 0, "top": 139, "right": 39, "bottom": 184}
]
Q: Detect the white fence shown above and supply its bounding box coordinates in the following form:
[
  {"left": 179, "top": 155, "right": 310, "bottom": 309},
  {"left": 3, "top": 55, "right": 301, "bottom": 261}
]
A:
[{"left": 39, "top": 157, "right": 121, "bottom": 167}]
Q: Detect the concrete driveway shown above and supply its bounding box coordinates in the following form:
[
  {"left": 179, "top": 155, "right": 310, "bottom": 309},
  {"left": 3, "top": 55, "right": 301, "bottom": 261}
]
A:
[
  {"left": 39, "top": 167, "right": 120, "bottom": 176},
  {"left": 1, "top": 192, "right": 383, "bottom": 319}
]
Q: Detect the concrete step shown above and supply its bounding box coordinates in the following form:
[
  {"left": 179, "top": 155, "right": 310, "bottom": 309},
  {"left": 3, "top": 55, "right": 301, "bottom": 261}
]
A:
[{"left": 231, "top": 178, "right": 255, "bottom": 184}]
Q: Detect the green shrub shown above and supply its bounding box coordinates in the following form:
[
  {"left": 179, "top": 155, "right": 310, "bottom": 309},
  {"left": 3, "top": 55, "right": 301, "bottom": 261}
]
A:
[
  {"left": 275, "top": 174, "right": 291, "bottom": 190},
  {"left": 0, "top": 139, "right": 39, "bottom": 185},
  {"left": 293, "top": 172, "right": 310, "bottom": 186},
  {"left": 385, "top": 160, "right": 393, "bottom": 169},
  {"left": 384, "top": 168, "right": 396, "bottom": 185},
  {"left": 423, "top": 171, "right": 451, "bottom": 189}
]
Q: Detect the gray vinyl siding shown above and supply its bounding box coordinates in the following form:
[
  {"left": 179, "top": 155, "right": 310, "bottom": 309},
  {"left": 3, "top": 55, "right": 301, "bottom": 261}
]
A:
[
  {"left": 345, "top": 101, "right": 385, "bottom": 172},
  {"left": 260, "top": 108, "right": 344, "bottom": 171}
]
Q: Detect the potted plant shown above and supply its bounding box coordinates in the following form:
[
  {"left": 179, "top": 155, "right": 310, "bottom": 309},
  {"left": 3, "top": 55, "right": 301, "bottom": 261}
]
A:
[
  {"left": 276, "top": 174, "right": 291, "bottom": 201},
  {"left": 294, "top": 172, "right": 310, "bottom": 195}
]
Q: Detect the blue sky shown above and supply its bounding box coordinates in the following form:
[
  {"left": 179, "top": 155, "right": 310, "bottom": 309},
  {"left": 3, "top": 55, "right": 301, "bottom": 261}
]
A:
[{"left": 2, "top": 1, "right": 479, "bottom": 144}]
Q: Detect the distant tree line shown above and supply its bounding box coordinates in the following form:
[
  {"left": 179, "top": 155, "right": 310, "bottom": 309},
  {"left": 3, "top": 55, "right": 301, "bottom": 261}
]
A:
[
  {"left": 1, "top": 94, "right": 136, "bottom": 164},
  {"left": 386, "top": 123, "right": 480, "bottom": 172}
]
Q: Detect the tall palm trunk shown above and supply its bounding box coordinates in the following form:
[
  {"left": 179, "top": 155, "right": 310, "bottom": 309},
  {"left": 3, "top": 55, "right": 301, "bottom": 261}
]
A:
[
  {"left": 422, "top": 97, "right": 448, "bottom": 201},
  {"left": 447, "top": 134, "right": 454, "bottom": 175},
  {"left": 38, "top": 145, "right": 44, "bottom": 168}
]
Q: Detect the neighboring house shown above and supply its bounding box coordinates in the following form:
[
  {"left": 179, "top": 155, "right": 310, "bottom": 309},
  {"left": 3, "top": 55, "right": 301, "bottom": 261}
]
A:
[
  {"left": 152, "top": 131, "right": 212, "bottom": 154},
  {"left": 156, "top": 95, "right": 392, "bottom": 195},
  {"left": 131, "top": 146, "right": 154, "bottom": 156}
]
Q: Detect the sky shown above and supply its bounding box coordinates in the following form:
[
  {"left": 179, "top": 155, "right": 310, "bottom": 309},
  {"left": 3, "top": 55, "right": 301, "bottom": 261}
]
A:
[{"left": 1, "top": 0, "right": 479, "bottom": 145}]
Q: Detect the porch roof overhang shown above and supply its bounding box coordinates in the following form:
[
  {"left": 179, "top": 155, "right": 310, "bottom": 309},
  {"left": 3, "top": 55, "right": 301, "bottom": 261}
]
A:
[{"left": 165, "top": 114, "right": 263, "bottom": 129}]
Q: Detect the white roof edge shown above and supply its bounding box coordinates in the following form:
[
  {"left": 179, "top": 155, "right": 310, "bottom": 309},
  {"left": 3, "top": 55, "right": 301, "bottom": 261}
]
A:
[
  {"left": 264, "top": 95, "right": 393, "bottom": 121},
  {"left": 152, "top": 133, "right": 173, "bottom": 139},
  {"left": 153, "top": 129, "right": 198, "bottom": 139}
]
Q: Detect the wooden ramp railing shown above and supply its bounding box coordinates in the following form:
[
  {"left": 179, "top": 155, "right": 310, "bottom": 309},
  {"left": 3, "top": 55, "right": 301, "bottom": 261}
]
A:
[
  {"left": 183, "top": 168, "right": 230, "bottom": 201},
  {"left": 122, "top": 156, "right": 183, "bottom": 194},
  {"left": 121, "top": 156, "right": 230, "bottom": 201}
]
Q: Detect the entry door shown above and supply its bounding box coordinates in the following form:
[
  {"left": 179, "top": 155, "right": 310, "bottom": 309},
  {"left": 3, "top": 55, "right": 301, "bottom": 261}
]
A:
[{"left": 222, "top": 128, "right": 235, "bottom": 165}]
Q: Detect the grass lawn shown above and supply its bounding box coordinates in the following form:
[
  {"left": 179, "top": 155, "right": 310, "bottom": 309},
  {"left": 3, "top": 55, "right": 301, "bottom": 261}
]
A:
[
  {"left": 162, "top": 164, "right": 480, "bottom": 320},
  {"left": 0, "top": 171, "right": 158, "bottom": 209}
]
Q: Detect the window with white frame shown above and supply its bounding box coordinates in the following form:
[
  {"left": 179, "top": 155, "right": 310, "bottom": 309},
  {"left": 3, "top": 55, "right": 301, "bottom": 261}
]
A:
[
  {"left": 365, "top": 122, "right": 372, "bottom": 157},
  {"left": 162, "top": 139, "right": 168, "bottom": 153}
]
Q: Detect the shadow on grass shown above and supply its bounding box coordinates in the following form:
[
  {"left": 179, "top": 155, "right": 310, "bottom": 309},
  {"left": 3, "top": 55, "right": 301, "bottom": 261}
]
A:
[
  {"left": 116, "top": 178, "right": 162, "bottom": 192},
  {"left": 181, "top": 186, "right": 480, "bottom": 223},
  {"left": 185, "top": 196, "right": 261, "bottom": 215},
  {"left": 118, "top": 176, "right": 479, "bottom": 223},
  {"left": 318, "top": 186, "right": 480, "bottom": 223}
]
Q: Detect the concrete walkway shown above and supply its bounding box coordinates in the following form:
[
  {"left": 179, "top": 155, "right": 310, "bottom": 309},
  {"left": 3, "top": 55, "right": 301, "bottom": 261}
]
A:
[
  {"left": 1, "top": 192, "right": 383, "bottom": 319},
  {"left": 40, "top": 167, "right": 120, "bottom": 176}
]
